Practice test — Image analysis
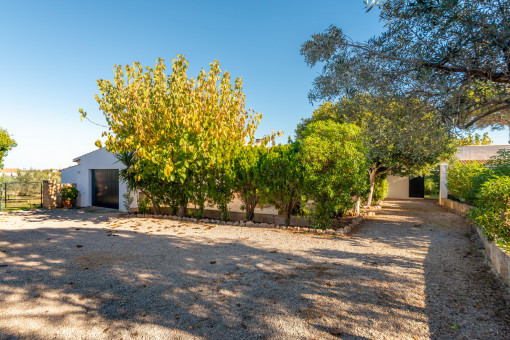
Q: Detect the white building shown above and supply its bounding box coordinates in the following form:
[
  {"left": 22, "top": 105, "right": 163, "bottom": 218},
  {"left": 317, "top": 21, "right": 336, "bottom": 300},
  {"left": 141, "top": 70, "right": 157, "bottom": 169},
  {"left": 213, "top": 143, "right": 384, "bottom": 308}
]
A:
[
  {"left": 387, "top": 144, "right": 510, "bottom": 200},
  {"left": 61, "top": 149, "right": 136, "bottom": 212},
  {"left": 0, "top": 168, "right": 19, "bottom": 177}
]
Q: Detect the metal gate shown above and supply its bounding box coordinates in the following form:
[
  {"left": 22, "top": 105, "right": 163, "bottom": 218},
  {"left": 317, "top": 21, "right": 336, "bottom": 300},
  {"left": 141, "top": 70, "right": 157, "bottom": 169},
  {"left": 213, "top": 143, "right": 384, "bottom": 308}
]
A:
[
  {"left": 1, "top": 182, "right": 42, "bottom": 210},
  {"left": 91, "top": 169, "right": 119, "bottom": 209}
]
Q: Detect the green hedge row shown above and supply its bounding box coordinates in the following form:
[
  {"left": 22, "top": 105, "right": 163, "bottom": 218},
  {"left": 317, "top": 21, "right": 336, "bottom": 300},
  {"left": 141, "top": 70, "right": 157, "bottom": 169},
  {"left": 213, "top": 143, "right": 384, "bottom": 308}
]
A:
[
  {"left": 447, "top": 149, "right": 510, "bottom": 249},
  {"left": 124, "top": 121, "right": 389, "bottom": 229}
]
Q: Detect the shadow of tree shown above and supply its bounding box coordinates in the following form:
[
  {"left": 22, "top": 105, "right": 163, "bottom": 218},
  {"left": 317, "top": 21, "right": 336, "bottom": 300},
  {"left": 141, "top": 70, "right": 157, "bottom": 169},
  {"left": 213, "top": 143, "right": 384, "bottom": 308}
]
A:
[
  {"left": 1, "top": 200, "right": 509, "bottom": 339},
  {"left": 0, "top": 217, "right": 424, "bottom": 339}
]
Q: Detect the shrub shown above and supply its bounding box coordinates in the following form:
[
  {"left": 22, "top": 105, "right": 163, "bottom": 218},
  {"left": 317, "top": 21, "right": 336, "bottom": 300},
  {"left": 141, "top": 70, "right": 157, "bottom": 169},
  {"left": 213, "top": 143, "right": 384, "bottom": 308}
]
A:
[
  {"left": 138, "top": 196, "right": 151, "bottom": 214},
  {"left": 299, "top": 120, "right": 369, "bottom": 228},
  {"left": 372, "top": 176, "right": 388, "bottom": 204},
  {"left": 259, "top": 142, "right": 305, "bottom": 226},
  {"left": 446, "top": 161, "right": 486, "bottom": 203},
  {"left": 60, "top": 186, "right": 79, "bottom": 201},
  {"left": 233, "top": 145, "right": 267, "bottom": 221},
  {"left": 468, "top": 176, "right": 510, "bottom": 250}
]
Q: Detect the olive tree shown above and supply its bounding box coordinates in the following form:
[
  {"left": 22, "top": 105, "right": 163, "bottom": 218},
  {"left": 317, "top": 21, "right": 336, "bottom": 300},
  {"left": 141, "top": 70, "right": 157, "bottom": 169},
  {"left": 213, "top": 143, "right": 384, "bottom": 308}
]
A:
[
  {"left": 301, "top": 1, "right": 510, "bottom": 131},
  {"left": 297, "top": 95, "right": 456, "bottom": 206}
]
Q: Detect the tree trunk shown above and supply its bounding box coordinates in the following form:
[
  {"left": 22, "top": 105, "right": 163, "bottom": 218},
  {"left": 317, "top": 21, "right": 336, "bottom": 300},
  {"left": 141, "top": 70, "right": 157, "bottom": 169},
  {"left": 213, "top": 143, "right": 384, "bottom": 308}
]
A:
[
  {"left": 355, "top": 197, "right": 361, "bottom": 216},
  {"left": 366, "top": 168, "right": 377, "bottom": 208},
  {"left": 177, "top": 204, "right": 187, "bottom": 217}
]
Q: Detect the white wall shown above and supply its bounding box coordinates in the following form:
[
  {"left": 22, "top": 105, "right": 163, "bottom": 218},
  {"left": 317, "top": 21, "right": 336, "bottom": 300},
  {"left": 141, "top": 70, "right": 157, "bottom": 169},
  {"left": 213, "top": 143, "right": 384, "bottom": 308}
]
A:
[
  {"left": 457, "top": 145, "right": 510, "bottom": 161},
  {"left": 60, "top": 148, "right": 136, "bottom": 212},
  {"left": 387, "top": 175, "right": 409, "bottom": 199}
]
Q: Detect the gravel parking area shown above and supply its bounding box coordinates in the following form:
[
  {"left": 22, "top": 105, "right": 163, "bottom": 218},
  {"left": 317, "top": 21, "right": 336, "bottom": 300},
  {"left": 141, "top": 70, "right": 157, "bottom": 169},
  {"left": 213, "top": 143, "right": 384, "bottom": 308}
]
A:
[{"left": 0, "top": 200, "right": 509, "bottom": 339}]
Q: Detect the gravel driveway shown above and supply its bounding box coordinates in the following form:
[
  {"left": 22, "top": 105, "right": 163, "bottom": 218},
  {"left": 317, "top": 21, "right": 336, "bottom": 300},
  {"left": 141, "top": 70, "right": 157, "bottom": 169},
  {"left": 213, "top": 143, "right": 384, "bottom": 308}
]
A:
[{"left": 0, "top": 200, "right": 509, "bottom": 339}]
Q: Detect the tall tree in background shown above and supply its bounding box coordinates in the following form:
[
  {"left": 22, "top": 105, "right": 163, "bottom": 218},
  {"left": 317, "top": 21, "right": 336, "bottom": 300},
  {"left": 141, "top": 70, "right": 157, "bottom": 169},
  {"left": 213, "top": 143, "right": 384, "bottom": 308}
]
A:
[
  {"left": 301, "top": 0, "right": 510, "bottom": 133},
  {"left": 296, "top": 94, "right": 456, "bottom": 206},
  {"left": 0, "top": 127, "right": 17, "bottom": 169}
]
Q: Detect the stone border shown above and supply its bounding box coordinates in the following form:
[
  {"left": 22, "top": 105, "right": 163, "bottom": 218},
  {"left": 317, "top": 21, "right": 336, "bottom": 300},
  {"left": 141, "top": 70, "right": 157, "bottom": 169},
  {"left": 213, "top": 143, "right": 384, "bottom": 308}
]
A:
[
  {"left": 124, "top": 211, "right": 374, "bottom": 236},
  {"left": 439, "top": 198, "right": 510, "bottom": 287}
]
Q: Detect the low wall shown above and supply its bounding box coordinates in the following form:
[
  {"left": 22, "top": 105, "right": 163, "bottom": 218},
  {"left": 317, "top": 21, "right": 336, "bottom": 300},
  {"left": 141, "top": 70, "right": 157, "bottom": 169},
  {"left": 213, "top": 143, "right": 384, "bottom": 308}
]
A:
[
  {"left": 439, "top": 198, "right": 471, "bottom": 214},
  {"left": 157, "top": 207, "right": 310, "bottom": 227},
  {"left": 439, "top": 198, "right": 510, "bottom": 286},
  {"left": 42, "top": 180, "right": 76, "bottom": 209}
]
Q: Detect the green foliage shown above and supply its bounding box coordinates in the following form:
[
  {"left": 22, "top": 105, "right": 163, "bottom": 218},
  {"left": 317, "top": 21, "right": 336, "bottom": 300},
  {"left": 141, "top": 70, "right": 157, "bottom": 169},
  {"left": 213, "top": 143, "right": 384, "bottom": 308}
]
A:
[
  {"left": 60, "top": 186, "right": 79, "bottom": 201},
  {"left": 138, "top": 196, "right": 151, "bottom": 214},
  {"left": 0, "top": 127, "right": 17, "bottom": 169},
  {"left": 296, "top": 95, "right": 456, "bottom": 206},
  {"left": 83, "top": 56, "right": 279, "bottom": 216},
  {"left": 233, "top": 145, "right": 267, "bottom": 221},
  {"left": 300, "top": 1, "right": 510, "bottom": 131},
  {"left": 446, "top": 162, "right": 486, "bottom": 204},
  {"left": 300, "top": 120, "right": 369, "bottom": 228},
  {"left": 372, "top": 176, "right": 388, "bottom": 204},
  {"left": 468, "top": 176, "right": 510, "bottom": 250},
  {"left": 122, "top": 192, "right": 134, "bottom": 212},
  {"left": 457, "top": 132, "right": 493, "bottom": 146},
  {"left": 259, "top": 142, "right": 305, "bottom": 226},
  {"left": 207, "top": 162, "right": 235, "bottom": 221},
  {"left": 447, "top": 149, "right": 510, "bottom": 249},
  {"left": 424, "top": 174, "right": 439, "bottom": 196}
]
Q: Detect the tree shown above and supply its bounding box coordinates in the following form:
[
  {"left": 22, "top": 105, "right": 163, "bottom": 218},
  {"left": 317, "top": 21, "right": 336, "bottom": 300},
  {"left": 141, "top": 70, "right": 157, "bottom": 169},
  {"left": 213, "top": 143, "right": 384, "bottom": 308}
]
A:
[
  {"left": 457, "top": 132, "right": 493, "bottom": 146},
  {"left": 300, "top": 1, "right": 510, "bottom": 131},
  {"left": 233, "top": 145, "right": 267, "bottom": 221},
  {"left": 259, "top": 142, "right": 306, "bottom": 227},
  {"left": 300, "top": 120, "right": 369, "bottom": 228},
  {"left": 81, "top": 56, "right": 275, "bottom": 215},
  {"left": 472, "top": 111, "right": 510, "bottom": 143},
  {"left": 0, "top": 127, "right": 17, "bottom": 169},
  {"left": 297, "top": 94, "right": 456, "bottom": 206}
]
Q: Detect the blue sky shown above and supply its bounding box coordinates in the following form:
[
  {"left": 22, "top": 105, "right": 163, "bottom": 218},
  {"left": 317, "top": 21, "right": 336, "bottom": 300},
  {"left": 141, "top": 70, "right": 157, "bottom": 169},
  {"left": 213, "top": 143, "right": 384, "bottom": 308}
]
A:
[{"left": 0, "top": 0, "right": 508, "bottom": 169}]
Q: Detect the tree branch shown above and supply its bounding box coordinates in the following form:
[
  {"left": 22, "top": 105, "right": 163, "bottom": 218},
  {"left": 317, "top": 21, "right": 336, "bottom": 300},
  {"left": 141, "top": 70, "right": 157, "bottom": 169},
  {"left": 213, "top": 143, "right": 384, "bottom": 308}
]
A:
[{"left": 464, "top": 103, "right": 510, "bottom": 128}]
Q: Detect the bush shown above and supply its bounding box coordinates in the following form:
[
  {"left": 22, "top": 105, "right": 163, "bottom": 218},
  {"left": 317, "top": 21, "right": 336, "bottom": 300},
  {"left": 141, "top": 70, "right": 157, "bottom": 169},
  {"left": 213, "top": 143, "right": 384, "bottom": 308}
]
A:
[
  {"left": 446, "top": 161, "right": 486, "bottom": 204},
  {"left": 300, "top": 120, "right": 369, "bottom": 228},
  {"left": 259, "top": 142, "right": 305, "bottom": 226},
  {"left": 60, "top": 186, "right": 79, "bottom": 201},
  {"left": 372, "top": 176, "right": 388, "bottom": 204},
  {"left": 468, "top": 176, "right": 510, "bottom": 250},
  {"left": 233, "top": 145, "right": 267, "bottom": 221}
]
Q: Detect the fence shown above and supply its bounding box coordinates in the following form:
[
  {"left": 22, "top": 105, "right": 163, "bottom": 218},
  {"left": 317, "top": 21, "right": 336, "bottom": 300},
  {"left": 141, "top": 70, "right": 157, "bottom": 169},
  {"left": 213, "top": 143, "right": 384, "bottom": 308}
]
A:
[{"left": 1, "top": 182, "right": 42, "bottom": 211}]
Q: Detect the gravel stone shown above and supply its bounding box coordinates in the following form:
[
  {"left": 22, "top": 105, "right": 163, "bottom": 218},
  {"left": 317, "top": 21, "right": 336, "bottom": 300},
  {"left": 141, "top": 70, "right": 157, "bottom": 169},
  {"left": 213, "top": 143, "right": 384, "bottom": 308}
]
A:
[{"left": 0, "top": 200, "right": 508, "bottom": 339}]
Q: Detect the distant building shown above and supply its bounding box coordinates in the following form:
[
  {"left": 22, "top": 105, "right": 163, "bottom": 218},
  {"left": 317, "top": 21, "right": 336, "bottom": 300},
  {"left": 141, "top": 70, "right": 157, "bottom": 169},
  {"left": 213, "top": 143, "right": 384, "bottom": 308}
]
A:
[{"left": 0, "top": 168, "right": 19, "bottom": 177}]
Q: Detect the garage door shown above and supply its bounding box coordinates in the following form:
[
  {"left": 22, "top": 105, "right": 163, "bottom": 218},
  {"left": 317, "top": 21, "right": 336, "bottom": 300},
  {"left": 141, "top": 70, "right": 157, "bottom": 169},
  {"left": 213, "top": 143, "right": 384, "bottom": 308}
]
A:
[
  {"left": 409, "top": 176, "right": 424, "bottom": 198},
  {"left": 91, "top": 169, "right": 119, "bottom": 209}
]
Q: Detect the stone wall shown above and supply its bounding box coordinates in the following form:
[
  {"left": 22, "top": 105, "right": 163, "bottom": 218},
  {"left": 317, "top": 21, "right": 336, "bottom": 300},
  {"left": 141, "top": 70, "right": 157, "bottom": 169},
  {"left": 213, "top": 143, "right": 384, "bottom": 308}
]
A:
[
  {"left": 42, "top": 180, "right": 76, "bottom": 209},
  {"left": 439, "top": 198, "right": 510, "bottom": 287}
]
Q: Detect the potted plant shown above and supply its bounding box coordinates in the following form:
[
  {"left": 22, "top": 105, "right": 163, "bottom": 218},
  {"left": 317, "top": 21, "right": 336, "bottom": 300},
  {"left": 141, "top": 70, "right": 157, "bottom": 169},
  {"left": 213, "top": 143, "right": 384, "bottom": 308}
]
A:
[{"left": 60, "top": 186, "right": 79, "bottom": 208}]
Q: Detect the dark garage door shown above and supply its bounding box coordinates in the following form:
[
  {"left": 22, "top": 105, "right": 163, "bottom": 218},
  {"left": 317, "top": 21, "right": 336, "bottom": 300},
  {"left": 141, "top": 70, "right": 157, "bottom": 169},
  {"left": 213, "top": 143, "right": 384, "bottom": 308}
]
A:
[
  {"left": 91, "top": 169, "right": 119, "bottom": 209},
  {"left": 409, "top": 176, "right": 425, "bottom": 198}
]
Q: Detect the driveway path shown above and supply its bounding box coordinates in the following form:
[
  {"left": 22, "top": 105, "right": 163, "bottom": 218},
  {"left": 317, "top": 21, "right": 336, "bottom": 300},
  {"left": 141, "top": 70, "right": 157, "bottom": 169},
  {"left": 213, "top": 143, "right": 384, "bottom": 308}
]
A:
[{"left": 0, "top": 200, "right": 509, "bottom": 339}]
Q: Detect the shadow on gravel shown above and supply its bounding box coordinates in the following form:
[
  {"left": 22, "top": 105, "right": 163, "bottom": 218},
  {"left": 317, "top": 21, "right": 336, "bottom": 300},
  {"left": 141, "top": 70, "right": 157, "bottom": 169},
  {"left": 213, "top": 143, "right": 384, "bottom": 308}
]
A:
[
  {"left": 1, "top": 201, "right": 509, "bottom": 339},
  {"left": 380, "top": 200, "right": 510, "bottom": 339},
  {"left": 3, "top": 208, "right": 121, "bottom": 225},
  {"left": 1, "top": 221, "right": 425, "bottom": 339}
]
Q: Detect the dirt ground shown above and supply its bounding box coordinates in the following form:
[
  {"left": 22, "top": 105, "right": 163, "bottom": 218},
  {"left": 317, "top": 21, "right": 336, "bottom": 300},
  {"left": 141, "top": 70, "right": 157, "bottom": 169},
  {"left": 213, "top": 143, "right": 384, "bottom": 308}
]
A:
[{"left": 0, "top": 200, "right": 509, "bottom": 339}]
